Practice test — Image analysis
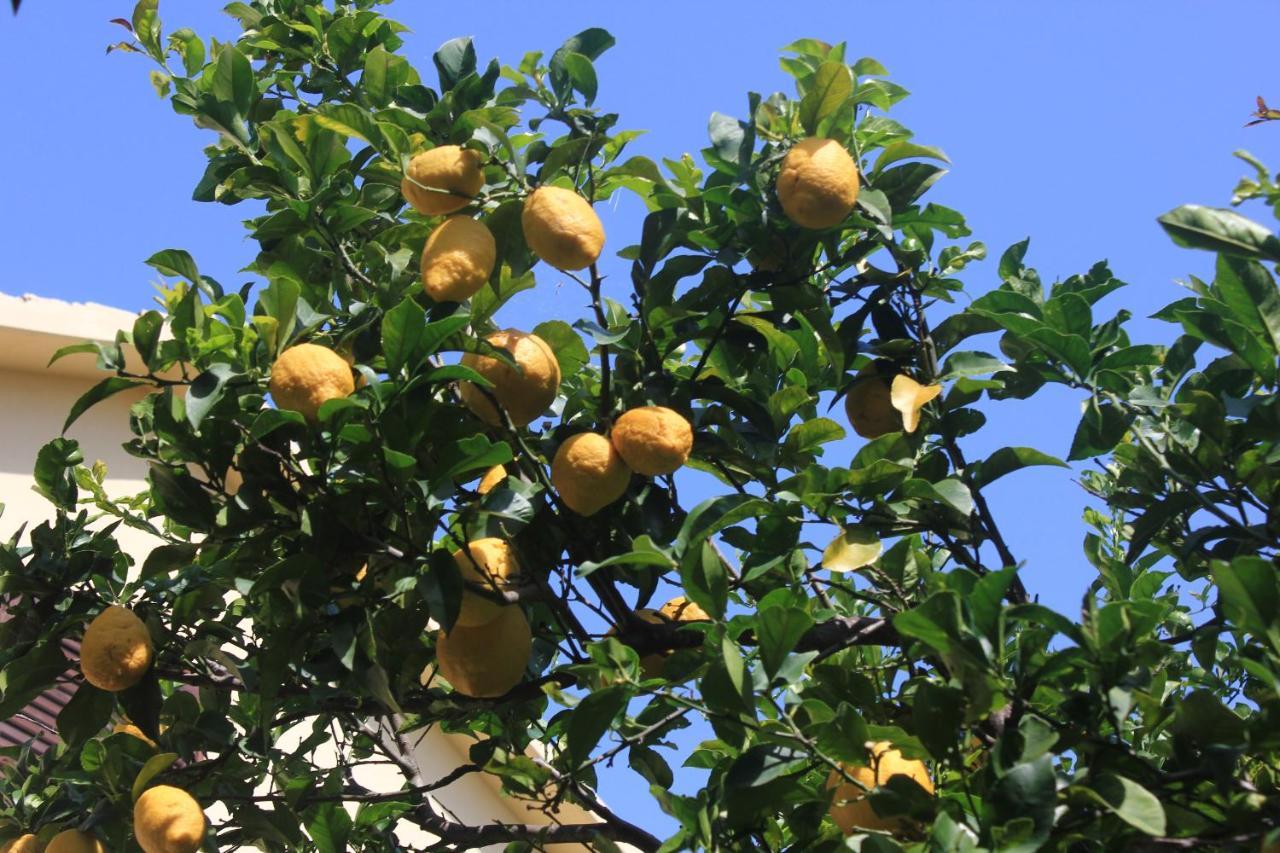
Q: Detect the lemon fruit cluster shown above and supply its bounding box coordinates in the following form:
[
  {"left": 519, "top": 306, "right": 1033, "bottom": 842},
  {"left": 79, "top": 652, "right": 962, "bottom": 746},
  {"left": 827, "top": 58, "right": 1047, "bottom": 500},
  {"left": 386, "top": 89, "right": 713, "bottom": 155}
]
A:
[
  {"left": 268, "top": 343, "right": 357, "bottom": 422},
  {"left": 845, "top": 363, "right": 942, "bottom": 439},
  {"left": 826, "top": 741, "right": 933, "bottom": 835},
  {"left": 460, "top": 329, "right": 562, "bottom": 427},
  {"left": 80, "top": 606, "right": 153, "bottom": 692},
  {"left": 776, "top": 137, "right": 860, "bottom": 230},
  {"left": 46, "top": 830, "right": 106, "bottom": 853},
  {"left": 551, "top": 406, "right": 694, "bottom": 516},
  {"left": 133, "top": 786, "right": 206, "bottom": 853}
]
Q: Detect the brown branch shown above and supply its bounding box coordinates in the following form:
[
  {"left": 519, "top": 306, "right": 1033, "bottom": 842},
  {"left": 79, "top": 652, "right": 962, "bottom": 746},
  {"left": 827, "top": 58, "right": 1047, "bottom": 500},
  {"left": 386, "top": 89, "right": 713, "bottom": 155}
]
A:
[{"left": 418, "top": 811, "right": 661, "bottom": 852}]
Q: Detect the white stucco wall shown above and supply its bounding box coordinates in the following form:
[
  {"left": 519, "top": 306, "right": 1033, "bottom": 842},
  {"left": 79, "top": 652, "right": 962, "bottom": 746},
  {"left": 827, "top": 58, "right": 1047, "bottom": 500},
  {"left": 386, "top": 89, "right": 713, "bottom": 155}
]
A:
[{"left": 0, "top": 292, "right": 600, "bottom": 851}]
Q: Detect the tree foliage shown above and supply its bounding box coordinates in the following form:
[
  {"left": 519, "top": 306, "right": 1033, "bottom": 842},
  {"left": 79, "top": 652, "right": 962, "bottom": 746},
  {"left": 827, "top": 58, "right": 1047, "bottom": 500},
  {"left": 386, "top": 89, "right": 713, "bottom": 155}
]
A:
[{"left": 3, "top": 1, "right": 1280, "bottom": 850}]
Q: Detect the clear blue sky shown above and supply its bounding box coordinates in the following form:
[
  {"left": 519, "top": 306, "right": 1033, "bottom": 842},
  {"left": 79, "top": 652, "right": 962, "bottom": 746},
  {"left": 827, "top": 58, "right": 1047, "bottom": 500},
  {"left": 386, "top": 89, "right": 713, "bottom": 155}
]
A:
[{"left": 2, "top": 0, "right": 1277, "bottom": 839}]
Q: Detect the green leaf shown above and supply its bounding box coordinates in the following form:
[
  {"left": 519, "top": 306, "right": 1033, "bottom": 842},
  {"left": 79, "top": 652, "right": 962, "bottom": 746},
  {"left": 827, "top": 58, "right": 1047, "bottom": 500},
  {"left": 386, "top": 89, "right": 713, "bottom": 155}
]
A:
[
  {"left": 1212, "top": 556, "right": 1280, "bottom": 650},
  {"left": 186, "top": 364, "right": 236, "bottom": 430},
  {"left": 1215, "top": 255, "right": 1280, "bottom": 352},
  {"left": 675, "top": 494, "right": 769, "bottom": 553},
  {"left": 433, "top": 37, "right": 476, "bottom": 91},
  {"left": 814, "top": 703, "right": 870, "bottom": 764},
  {"left": 798, "top": 61, "right": 853, "bottom": 134},
  {"left": 783, "top": 417, "right": 845, "bottom": 455},
  {"left": 567, "top": 687, "right": 628, "bottom": 764},
  {"left": 132, "top": 753, "right": 180, "bottom": 802},
  {"left": 132, "top": 311, "right": 165, "bottom": 370},
  {"left": 725, "top": 744, "right": 808, "bottom": 788},
  {"left": 708, "top": 112, "right": 746, "bottom": 163},
  {"left": 131, "top": 0, "right": 162, "bottom": 59},
  {"left": 756, "top": 604, "right": 813, "bottom": 678},
  {"left": 1158, "top": 204, "right": 1280, "bottom": 262},
  {"left": 989, "top": 756, "right": 1055, "bottom": 853},
  {"left": 1089, "top": 776, "right": 1167, "bottom": 836},
  {"left": 873, "top": 141, "right": 950, "bottom": 173},
  {"left": 940, "top": 351, "right": 1014, "bottom": 379},
  {"left": 556, "top": 51, "right": 598, "bottom": 104},
  {"left": 313, "top": 103, "right": 383, "bottom": 147},
  {"left": 56, "top": 683, "right": 114, "bottom": 749},
  {"left": 822, "top": 526, "right": 882, "bottom": 572},
  {"left": 532, "top": 320, "right": 588, "bottom": 378},
  {"left": 64, "top": 377, "right": 146, "bottom": 433},
  {"left": 381, "top": 297, "right": 425, "bottom": 376},
  {"left": 306, "top": 801, "right": 353, "bottom": 853},
  {"left": 211, "top": 44, "right": 253, "bottom": 120},
  {"left": 145, "top": 248, "right": 199, "bottom": 282},
  {"left": 1067, "top": 400, "right": 1129, "bottom": 461},
  {"left": 681, "top": 540, "right": 729, "bottom": 620},
  {"left": 973, "top": 447, "right": 1068, "bottom": 489},
  {"left": 33, "top": 437, "right": 82, "bottom": 509}
]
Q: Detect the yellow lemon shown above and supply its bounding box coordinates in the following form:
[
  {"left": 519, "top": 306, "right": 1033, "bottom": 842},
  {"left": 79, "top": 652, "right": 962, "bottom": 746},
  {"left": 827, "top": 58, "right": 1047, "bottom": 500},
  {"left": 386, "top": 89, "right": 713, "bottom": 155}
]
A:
[
  {"left": 776, "top": 137, "right": 860, "bottom": 230},
  {"left": 477, "top": 464, "right": 507, "bottom": 495},
  {"left": 420, "top": 215, "right": 497, "bottom": 303},
  {"left": 459, "top": 330, "right": 561, "bottom": 427},
  {"left": 113, "top": 722, "right": 156, "bottom": 748},
  {"left": 521, "top": 186, "right": 605, "bottom": 271},
  {"left": 401, "top": 145, "right": 485, "bottom": 216},
  {"left": 46, "top": 830, "right": 106, "bottom": 853},
  {"left": 827, "top": 741, "right": 933, "bottom": 836},
  {"left": 452, "top": 538, "right": 520, "bottom": 628},
  {"left": 133, "top": 785, "right": 206, "bottom": 853},
  {"left": 550, "top": 432, "right": 631, "bottom": 516},
  {"left": 80, "top": 606, "right": 153, "bottom": 692},
  {"left": 435, "top": 605, "right": 531, "bottom": 698},
  {"left": 610, "top": 406, "right": 694, "bottom": 476},
  {"left": 268, "top": 343, "right": 356, "bottom": 422}
]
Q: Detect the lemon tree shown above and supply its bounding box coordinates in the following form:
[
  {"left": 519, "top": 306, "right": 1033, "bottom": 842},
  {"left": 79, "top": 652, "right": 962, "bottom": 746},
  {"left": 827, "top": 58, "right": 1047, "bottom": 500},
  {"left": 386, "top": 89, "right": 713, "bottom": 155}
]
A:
[{"left": 2, "top": 1, "right": 1280, "bottom": 850}]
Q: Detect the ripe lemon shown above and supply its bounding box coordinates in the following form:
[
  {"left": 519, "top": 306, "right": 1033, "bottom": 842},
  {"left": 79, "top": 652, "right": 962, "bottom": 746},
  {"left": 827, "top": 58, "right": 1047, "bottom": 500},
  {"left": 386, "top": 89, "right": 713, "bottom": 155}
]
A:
[
  {"left": 0, "top": 836, "right": 42, "bottom": 853},
  {"left": 776, "top": 137, "right": 859, "bottom": 230},
  {"left": 401, "top": 145, "right": 485, "bottom": 216},
  {"left": 80, "top": 606, "right": 153, "bottom": 692},
  {"left": 459, "top": 330, "right": 561, "bottom": 427},
  {"left": 268, "top": 343, "right": 356, "bottom": 422},
  {"left": 610, "top": 406, "right": 694, "bottom": 476},
  {"left": 521, "top": 186, "right": 605, "bottom": 271},
  {"left": 477, "top": 464, "right": 507, "bottom": 495},
  {"left": 113, "top": 722, "right": 157, "bottom": 748},
  {"left": 435, "top": 605, "right": 531, "bottom": 698},
  {"left": 550, "top": 432, "right": 631, "bottom": 516},
  {"left": 827, "top": 741, "right": 933, "bottom": 835},
  {"left": 420, "top": 215, "right": 497, "bottom": 303},
  {"left": 844, "top": 364, "right": 940, "bottom": 439},
  {"left": 133, "top": 785, "right": 205, "bottom": 853},
  {"left": 46, "top": 830, "right": 106, "bottom": 853},
  {"left": 453, "top": 538, "right": 520, "bottom": 628}
]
